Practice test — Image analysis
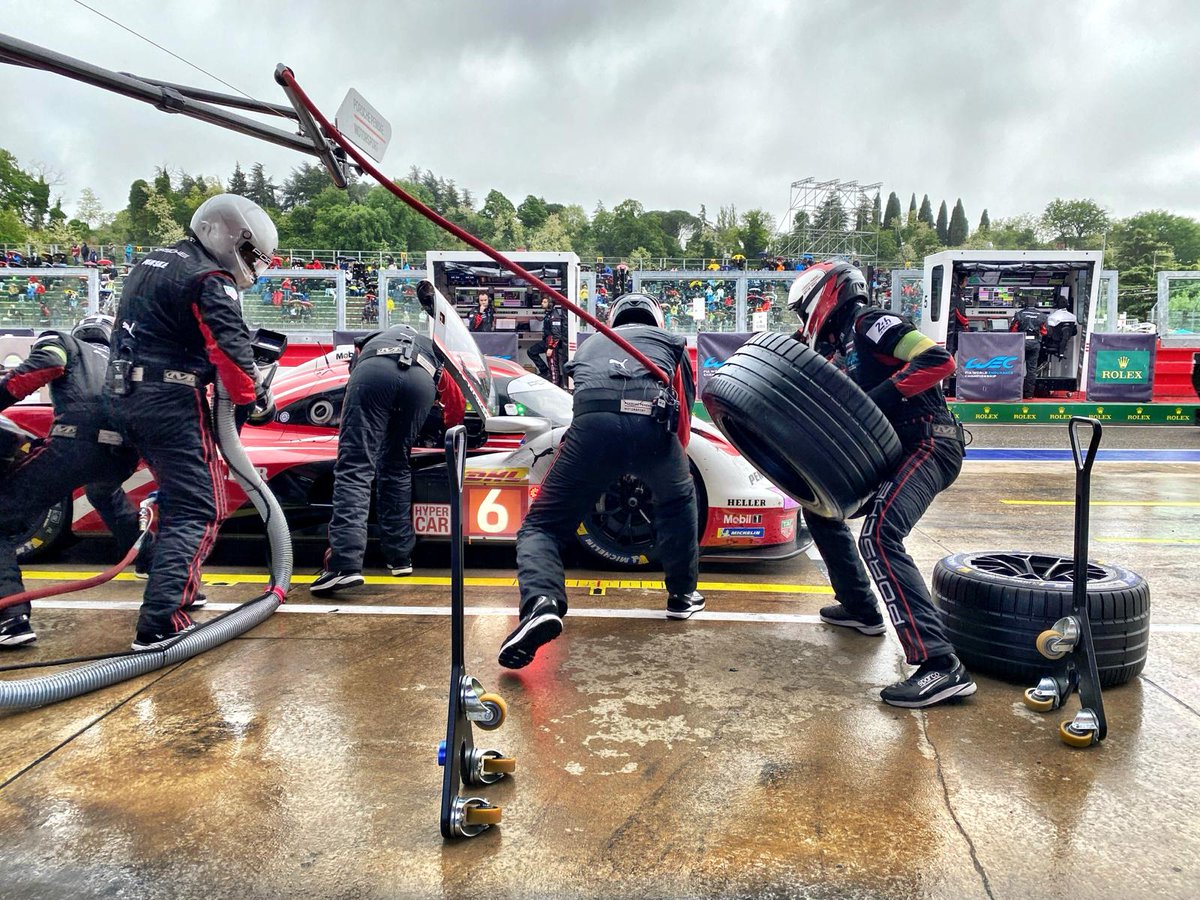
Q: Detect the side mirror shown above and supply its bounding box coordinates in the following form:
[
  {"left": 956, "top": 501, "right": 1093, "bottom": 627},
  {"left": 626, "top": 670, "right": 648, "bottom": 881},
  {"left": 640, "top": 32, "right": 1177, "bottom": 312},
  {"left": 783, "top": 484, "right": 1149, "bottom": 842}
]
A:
[{"left": 485, "top": 415, "right": 552, "bottom": 441}]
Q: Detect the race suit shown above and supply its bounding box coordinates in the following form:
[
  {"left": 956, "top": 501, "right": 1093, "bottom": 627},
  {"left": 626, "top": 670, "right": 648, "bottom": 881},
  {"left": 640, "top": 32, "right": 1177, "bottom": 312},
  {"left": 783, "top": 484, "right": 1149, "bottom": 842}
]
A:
[
  {"left": 0, "top": 331, "right": 141, "bottom": 627},
  {"left": 528, "top": 305, "right": 567, "bottom": 385},
  {"left": 515, "top": 324, "right": 697, "bottom": 615},
  {"left": 108, "top": 237, "right": 259, "bottom": 639},
  {"left": 1010, "top": 306, "right": 1048, "bottom": 398},
  {"left": 326, "top": 325, "right": 465, "bottom": 571},
  {"left": 803, "top": 307, "right": 963, "bottom": 666}
]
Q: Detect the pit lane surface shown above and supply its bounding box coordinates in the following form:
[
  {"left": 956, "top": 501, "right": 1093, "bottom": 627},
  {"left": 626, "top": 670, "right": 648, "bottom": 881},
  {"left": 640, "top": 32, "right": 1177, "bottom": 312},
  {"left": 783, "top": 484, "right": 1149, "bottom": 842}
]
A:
[{"left": 1, "top": 447, "right": 1198, "bottom": 898}]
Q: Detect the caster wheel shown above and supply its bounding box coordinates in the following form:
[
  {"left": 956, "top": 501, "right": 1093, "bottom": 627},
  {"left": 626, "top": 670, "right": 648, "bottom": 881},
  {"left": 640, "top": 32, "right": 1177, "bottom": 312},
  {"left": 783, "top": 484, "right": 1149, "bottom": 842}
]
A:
[
  {"left": 463, "top": 802, "right": 503, "bottom": 827},
  {"left": 1023, "top": 687, "right": 1055, "bottom": 713},
  {"left": 1036, "top": 629, "right": 1068, "bottom": 661},
  {"left": 482, "top": 756, "right": 517, "bottom": 775},
  {"left": 1059, "top": 720, "right": 1097, "bottom": 748},
  {"left": 476, "top": 693, "right": 507, "bottom": 730}
]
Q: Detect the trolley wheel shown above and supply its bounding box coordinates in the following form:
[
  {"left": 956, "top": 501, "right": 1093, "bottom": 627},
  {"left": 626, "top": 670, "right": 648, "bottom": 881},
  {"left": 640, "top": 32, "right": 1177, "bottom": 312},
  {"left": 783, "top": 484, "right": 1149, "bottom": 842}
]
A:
[
  {"left": 476, "top": 693, "right": 507, "bottom": 730},
  {"left": 1059, "top": 720, "right": 1098, "bottom": 748},
  {"left": 1036, "top": 629, "right": 1068, "bottom": 661},
  {"left": 1022, "top": 687, "right": 1055, "bottom": 712},
  {"left": 482, "top": 756, "right": 517, "bottom": 775},
  {"left": 463, "top": 803, "right": 503, "bottom": 827}
]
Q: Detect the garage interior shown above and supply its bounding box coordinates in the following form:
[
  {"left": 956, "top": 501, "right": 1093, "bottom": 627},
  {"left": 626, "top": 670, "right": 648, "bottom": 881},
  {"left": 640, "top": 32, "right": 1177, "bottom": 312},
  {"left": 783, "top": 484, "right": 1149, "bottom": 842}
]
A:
[{"left": 1, "top": 425, "right": 1197, "bottom": 899}]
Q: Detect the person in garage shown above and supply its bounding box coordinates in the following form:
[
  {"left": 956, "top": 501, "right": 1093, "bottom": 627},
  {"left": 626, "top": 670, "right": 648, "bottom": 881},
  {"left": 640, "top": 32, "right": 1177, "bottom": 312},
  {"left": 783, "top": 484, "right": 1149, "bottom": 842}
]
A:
[
  {"left": 1010, "top": 294, "right": 1048, "bottom": 399},
  {"left": 527, "top": 294, "right": 567, "bottom": 386},
  {"left": 498, "top": 292, "right": 701, "bottom": 669},
  {"left": 311, "top": 281, "right": 465, "bottom": 594},
  {"left": 0, "top": 315, "right": 148, "bottom": 648},
  {"left": 108, "top": 193, "right": 276, "bottom": 652},
  {"left": 788, "top": 261, "right": 974, "bottom": 708}
]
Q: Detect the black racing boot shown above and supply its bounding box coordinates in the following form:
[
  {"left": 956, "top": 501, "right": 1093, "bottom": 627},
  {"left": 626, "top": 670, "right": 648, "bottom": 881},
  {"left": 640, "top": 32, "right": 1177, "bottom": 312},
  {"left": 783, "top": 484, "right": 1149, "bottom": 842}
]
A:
[
  {"left": 666, "top": 591, "right": 706, "bottom": 620},
  {"left": 819, "top": 601, "right": 886, "bottom": 636},
  {"left": 498, "top": 596, "right": 563, "bottom": 669},
  {"left": 310, "top": 570, "right": 365, "bottom": 595},
  {"left": 880, "top": 654, "right": 977, "bottom": 708},
  {"left": 0, "top": 614, "right": 36, "bottom": 648}
]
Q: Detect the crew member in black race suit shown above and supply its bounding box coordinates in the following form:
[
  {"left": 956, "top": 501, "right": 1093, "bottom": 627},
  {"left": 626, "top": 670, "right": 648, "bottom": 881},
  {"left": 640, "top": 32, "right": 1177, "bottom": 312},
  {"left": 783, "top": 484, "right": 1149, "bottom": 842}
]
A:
[
  {"left": 787, "top": 261, "right": 975, "bottom": 708},
  {"left": 469, "top": 292, "right": 495, "bottom": 333},
  {"left": 108, "top": 193, "right": 275, "bottom": 651},
  {"left": 310, "top": 281, "right": 465, "bottom": 593},
  {"left": 527, "top": 295, "right": 567, "bottom": 385},
  {"left": 1010, "top": 295, "right": 1048, "bottom": 399},
  {"left": 0, "top": 316, "right": 149, "bottom": 648},
  {"left": 498, "top": 292, "right": 702, "bottom": 669}
]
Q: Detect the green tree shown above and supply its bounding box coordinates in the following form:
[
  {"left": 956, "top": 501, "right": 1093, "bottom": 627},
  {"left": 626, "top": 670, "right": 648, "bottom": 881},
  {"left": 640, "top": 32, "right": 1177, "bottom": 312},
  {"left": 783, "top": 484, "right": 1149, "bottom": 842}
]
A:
[
  {"left": 0, "top": 207, "right": 25, "bottom": 243},
  {"left": 871, "top": 191, "right": 881, "bottom": 228},
  {"left": 882, "top": 192, "right": 901, "bottom": 230},
  {"left": 949, "top": 199, "right": 969, "bottom": 246},
  {"left": 1111, "top": 210, "right": 1200, "bottom": 267},
  {"left": 247, "top": 162, "right": 277, "bottom": 209},
  {"left": 76, "top": 188, "right": 108, "bottom": 229},
  {"left": 740, "top": 209, "right": 774, "bottom": 259},
  {"left": 935, "top": 200, "right": 949, "bottom": 244},
  {"left": 855, "top": 195, "right": 872, "bottom": 231},
  {"left": 516, "top": 195, "right": 549, "bottom": 231},
  {"left": 0, "top": 148, "right": 50, "bottom": 228},
  {"left": 814, "top": 195, "right": 847, "bottom": 233},
  {"left": 908, "top": 193, "right": 917, "bottom": 225},
  {"left": 1041, "top": 198, "right": 1109, "bottom": 249},
  {"left": 901, "top": 222, "right": 942, "bottom": 264},
  {"left": 479, "top": 189, "right": 516, "bottom": 243},
  {"left": 280, "top": 162, "right": 331, "bottom": 211},
  {"left": 144, "top": 188, "right": 185, "bottom": 243},
  {"left": 918, "top": 194, "right": 934, "bottom": 227},
  {"left": 979, "top": 209, "right": 991, "bottom": 232},
  {"left": 527, "top": 213, "right": 572, "bottom": 251},
  {"left": 227, "top": 163, "right": 249, "bottom": 196}
]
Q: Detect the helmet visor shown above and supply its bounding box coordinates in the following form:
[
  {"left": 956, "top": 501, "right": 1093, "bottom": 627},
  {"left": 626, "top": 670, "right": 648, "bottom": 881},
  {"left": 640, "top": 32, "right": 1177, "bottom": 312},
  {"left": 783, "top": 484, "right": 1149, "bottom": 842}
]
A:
[{"left": 239, "top": 241, "right": 273, "bottom": 281}]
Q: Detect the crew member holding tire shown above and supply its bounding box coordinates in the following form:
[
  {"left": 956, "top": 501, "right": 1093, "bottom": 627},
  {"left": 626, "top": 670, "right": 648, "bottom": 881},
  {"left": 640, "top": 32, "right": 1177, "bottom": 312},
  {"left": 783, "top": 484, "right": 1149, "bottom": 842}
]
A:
[
  {"left": 788, "top": 262, "right": 975, "bottom": 708},
  {"left": 499, "top": 292, "right": 701, "bottom": 669},
  {"left": 108, "top": 193, "right": 276, "bottom": 652},
  {"left": 0, "top": 315, "right": 144, "bottom": 648},
  {"left": 527, "top": 295, "right": 567, "bottom": 386},
  {"left": 311, "top": 281, "right": 465, "bottom": 594}
]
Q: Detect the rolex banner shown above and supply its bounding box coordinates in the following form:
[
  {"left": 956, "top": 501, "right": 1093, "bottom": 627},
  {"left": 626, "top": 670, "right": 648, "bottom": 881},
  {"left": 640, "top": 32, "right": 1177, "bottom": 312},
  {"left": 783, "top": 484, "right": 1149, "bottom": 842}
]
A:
[
  {"left": 696, "top": 332, "right": 754, "bottom": 396},
  {"left": 1087, "top": 333, "right": 1156, "bottom": 402},
  {"left": 954, "top": 331, "right": 1024, "bottom": 402}
]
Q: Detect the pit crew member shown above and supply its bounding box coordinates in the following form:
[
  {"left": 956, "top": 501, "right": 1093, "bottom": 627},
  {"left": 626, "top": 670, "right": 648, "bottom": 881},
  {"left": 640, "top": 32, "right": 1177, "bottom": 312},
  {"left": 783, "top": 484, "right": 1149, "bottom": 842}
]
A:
[
  {"left": 527, "top": 295, "right": 567, "bottom": 386},
  {"left": 1010, "top": 295, "right": 1048, "bottom": 399},
  {"left": 311, "top": 282, "right": 465, "bottom": 593},
  {"left": 499, "top": 292, "right": 702, "bottom": 669},
  {"left": 108, "top": 193, "right": 275, "bottom": 651},
  {"left": 788, "top": 262, "right": 975, "bottom": 708}
]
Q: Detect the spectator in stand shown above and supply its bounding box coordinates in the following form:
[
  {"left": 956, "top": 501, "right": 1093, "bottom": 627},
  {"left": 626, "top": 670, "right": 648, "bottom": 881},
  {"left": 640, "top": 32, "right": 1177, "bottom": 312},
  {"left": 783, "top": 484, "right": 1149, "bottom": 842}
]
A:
[
  {"left": 71, "top": 244, "right": 80, "bottom": 264},
  {"left": 306, "top": 257, "right": 324, "bottom": 270},
  {"left": 124, "top": 243, "right": 134, "bottom": 265},
  {"left": 469, "top": 293, "right": 495, "bottom": 332},
  {"left": 80, "top": 241, "right": 89, "bottom": 265}
]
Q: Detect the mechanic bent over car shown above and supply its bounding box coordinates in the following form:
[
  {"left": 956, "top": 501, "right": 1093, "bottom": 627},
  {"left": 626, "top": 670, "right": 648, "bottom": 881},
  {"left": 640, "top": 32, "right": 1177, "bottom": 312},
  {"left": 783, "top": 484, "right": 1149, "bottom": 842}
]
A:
[
  {"left": 789, "top": 262, "right": 975, "bottom": 708},
  {"left": 0, "top": 315, "right": 143, "bottom": 648},
  {"left": 311, "top": 280, "right": 465, "bottom": 594},
  {"left": 499, "top": 292, "right": 703, "bottom": 669},
  {"left": 108, "top": 193, "right": 276, "bottom": 652}
]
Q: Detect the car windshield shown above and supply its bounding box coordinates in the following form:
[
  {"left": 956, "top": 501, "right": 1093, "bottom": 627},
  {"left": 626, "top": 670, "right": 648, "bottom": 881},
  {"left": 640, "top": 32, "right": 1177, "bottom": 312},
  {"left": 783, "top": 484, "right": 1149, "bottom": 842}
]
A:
[
  {"left": 506, "top": 374, "right": 573, "bottom": 426},
  {"left": 398, "top": 285, "right": 496, "bottom": 418}
]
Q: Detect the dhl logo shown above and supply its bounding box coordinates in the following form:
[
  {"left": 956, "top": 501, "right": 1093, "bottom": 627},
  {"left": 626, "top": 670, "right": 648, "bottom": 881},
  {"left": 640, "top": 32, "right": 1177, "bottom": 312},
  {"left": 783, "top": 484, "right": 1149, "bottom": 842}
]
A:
[{"left": 465, "top": 467, "right": 529, "bottom": 484}]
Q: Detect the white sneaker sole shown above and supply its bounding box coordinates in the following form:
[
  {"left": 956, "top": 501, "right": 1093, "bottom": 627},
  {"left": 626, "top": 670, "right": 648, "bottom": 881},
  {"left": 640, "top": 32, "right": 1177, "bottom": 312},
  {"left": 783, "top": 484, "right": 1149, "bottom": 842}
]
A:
[
  {"left": 666, "top": 604, "right": 705, "bottom": 620},
  {"left": 389, "top": 567, "right": 413, "bottom": 577},
  {"left": 309, "top": 574, "right": 365, "bottom": 595},
  {"left": 0, "top": 632, "right": 37, "bottom": 648},
  {"left": 882, "top": 680, "right": 978, "bottom": 708},
  {"left": 819, "top": 613, "right": 886, "bottom": 636},
  {"left": 498, "top": 612, "right": 563, "bottom": 669}
]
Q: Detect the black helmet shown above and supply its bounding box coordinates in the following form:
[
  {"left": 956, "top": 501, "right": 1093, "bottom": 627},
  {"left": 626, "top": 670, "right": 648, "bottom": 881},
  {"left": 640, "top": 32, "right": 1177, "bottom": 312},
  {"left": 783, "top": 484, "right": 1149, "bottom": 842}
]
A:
[
  {"left": 608, "top": 292, "right": 664, "bottom": 328},
  {"left": 787, "top": 262, "right": 868, "bottom": 344},
  {"left": 71, "top": 314, "right": 114, "bottom": 345}
]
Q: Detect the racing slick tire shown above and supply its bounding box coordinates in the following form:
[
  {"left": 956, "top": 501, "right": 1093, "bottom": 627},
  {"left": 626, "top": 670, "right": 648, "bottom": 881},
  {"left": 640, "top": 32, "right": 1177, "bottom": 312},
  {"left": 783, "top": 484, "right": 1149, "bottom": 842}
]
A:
[
  {"left": 701, "top": 332, "right": 902, "bottom": 519},
  {"left": 575, "top": 467, "right": 707, "bottom": 569},
  {"left": 13, "top": 496, "right": 70, "bottom": 562},
  {"left": 932, "top": 551, "right": 1150, "bottom": 687}
]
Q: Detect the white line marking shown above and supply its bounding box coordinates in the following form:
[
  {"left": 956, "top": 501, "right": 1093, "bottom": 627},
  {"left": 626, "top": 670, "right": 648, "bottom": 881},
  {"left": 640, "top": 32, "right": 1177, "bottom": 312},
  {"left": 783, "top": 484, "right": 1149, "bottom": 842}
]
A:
[{"left": 27, "top": 599, "right": 1200, "bottom": 632}]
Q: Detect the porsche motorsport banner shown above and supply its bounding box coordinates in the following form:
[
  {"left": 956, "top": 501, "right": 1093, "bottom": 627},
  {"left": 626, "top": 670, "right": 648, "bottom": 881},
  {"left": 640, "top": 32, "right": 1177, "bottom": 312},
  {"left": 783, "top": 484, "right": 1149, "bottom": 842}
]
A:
[
  {"left": 955, "top": 331, "right": 1024, "bottom": 401},
  {"left": 1087, "top": 332, "right": 1156, "bottom": 402}
]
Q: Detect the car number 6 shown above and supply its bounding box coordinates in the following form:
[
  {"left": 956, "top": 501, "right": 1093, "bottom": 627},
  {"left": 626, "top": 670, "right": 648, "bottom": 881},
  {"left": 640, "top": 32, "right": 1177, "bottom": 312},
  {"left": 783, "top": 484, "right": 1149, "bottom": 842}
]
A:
[{"left": 477, "top": 488, "right": 509, "bottom": 534}]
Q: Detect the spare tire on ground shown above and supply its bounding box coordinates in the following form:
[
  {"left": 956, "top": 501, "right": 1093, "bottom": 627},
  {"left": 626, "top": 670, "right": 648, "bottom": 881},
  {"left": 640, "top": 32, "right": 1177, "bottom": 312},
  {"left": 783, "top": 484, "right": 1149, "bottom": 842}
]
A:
[
  {"left": 701, "top": 331, "right": 902, "bottom": 519},
  {"left": 933, "top": 551, "right": 1150, "bottom": 687}
]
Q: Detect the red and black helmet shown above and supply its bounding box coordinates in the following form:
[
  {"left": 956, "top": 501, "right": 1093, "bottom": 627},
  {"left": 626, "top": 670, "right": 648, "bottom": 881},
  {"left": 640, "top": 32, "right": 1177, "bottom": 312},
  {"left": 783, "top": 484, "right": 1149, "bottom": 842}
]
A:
[{"left": 787, "top": 261, "right": 868, "bottom": 344}]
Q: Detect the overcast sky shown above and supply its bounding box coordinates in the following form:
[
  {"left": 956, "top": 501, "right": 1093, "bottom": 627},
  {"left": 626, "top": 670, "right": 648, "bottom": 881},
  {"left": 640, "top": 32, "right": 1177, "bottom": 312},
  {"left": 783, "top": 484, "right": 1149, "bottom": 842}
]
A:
[{"left": 3, "top": 0, "right": 1199, "bottom": 231}]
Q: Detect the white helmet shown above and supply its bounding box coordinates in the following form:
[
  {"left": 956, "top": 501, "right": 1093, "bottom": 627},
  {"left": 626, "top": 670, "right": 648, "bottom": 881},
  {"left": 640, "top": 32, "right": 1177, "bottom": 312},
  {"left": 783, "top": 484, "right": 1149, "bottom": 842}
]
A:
[{"left": 190, "top": 194, "right": 278, "bottom": 290}]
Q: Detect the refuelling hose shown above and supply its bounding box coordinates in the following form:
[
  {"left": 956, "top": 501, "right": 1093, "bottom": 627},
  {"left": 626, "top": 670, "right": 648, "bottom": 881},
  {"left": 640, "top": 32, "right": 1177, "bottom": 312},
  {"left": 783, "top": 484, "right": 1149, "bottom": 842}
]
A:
[
  {"left": 0, "top": 379, "right": 292, "bottom": 710},
  {"left": 275, "top": 66, "right": 672, "bottom": 388}
]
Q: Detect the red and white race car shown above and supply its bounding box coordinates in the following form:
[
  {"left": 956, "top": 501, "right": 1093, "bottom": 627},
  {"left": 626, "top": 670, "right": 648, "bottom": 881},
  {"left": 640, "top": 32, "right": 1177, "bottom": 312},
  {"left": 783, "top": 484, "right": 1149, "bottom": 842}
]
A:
[{"left": 4, "top": 290, "right": 809, "bottom": 568}]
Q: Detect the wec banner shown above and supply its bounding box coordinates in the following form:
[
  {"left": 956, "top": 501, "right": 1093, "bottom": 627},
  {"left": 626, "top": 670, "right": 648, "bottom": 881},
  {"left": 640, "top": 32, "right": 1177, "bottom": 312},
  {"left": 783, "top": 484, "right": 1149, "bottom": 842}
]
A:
[
  {"left": 1087, "top": 332, "right": 1156, "bottom": 402},
  {"left": 696, "top": 332, "right": 754, "bottom": 396},
  {"left": 955, "top": 331, "right": 1024, "bottom": 402}
]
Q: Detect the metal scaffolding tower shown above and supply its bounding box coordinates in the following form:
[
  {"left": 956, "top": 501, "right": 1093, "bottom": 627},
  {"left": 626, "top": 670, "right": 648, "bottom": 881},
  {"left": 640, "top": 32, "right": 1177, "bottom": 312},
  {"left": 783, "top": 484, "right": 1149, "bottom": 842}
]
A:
[{"left": 776, "top": 177, "right": 882, "bottom": 262}]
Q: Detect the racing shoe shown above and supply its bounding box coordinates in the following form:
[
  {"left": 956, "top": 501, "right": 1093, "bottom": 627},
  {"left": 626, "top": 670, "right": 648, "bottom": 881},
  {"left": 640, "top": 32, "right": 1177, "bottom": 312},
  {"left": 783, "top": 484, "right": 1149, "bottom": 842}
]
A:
[
  {"left": 819, "top": 602, "right": 886, "bottom": 636},
  {"left": 309, "top": 570, "right": 365, "bottom": 595},
  {"left": 388, "top": 559, "right": 414, "bottom": 577},
  {"left": 0, "top": 614, "right": 36, "bottom": 648},
  {"left": 666, "top": 591, "right": 706, "bottom": 620},
  {"left": 184, "top": 592, "right": 208, "bottom": 610},
  {"left": 131, "top": 622, "right": 196, "bottom": 652},
  {"left": 880, "top": 654, "right": 977, "bottom": 708},
  {"left": 498, "top": 596, "right": 563, "bottom": 669}
]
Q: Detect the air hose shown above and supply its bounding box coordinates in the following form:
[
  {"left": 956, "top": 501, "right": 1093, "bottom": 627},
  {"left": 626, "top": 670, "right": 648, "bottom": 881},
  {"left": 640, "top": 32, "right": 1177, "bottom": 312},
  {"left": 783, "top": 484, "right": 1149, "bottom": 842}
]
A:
[
  {"left": 275, "top": 66, "right": 672, "bottom": 388},
  {"left": 0, "top": 378, "right": 291, "bottom": 710}
]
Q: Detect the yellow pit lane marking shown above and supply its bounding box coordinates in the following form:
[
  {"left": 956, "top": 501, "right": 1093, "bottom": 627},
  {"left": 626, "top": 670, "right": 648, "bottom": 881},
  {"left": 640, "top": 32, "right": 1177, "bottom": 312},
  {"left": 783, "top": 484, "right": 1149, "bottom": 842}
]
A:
[
  {"left": 19, "top": 570, "right": 833, "bottom": 595},
  {"left": 1000, "top": 500, "right": 1200, "bottom": 507}
]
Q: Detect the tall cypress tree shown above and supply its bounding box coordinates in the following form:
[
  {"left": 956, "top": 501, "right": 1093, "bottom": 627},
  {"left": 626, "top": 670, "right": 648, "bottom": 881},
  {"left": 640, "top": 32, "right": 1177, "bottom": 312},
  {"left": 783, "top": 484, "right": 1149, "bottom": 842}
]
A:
[
  {"left": 908, "top": 193, "right": 918, "bottom": 224},
  {"left": 918, "top": 194, "right": 934, "bottom": 227},
  {"left": 871, "top": 191, "right": 881, "bottom": 227},
  {"left": 936, "top": 200, "right": 949, "bottom": 244},
  {"left": 227, "top": 162, "right": 248, "bottom": 195},
  {"left": 949, "top": 199, "right": 969, "bottom": 245},
  {"left": 883, "top": 192, "right": 902, "bottom": 229},
  {"left": 979, "top": 209, "right": 991, "bottom": 231}
]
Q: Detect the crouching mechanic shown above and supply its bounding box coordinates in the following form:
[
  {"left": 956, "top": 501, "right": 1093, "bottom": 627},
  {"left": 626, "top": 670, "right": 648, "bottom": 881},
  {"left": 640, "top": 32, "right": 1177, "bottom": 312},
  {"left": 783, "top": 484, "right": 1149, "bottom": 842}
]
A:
[
  {"left": 499, "top": 292, "right": 702, "bottom": 669},
  {"left": 527, "top": 295, "right": 567, "bottom": 386},
  {"left": 108, "top": 193, "right": 275, "bottom": 651},
  {"left": 788, "top": 262, "right": 975, "bottom": 708},
  {"left": 0, "top": 315, "right": 145, "bottom": 647},
  {"left": 311, "top": 281, "right": 465, "bottom": 593}
]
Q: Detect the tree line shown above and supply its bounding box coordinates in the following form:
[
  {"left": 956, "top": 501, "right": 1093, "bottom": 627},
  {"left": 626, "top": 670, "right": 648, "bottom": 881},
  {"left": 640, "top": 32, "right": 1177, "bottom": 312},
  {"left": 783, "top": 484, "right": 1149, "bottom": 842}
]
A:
[{"left": 2, "top": 147, "right": 1199, "bottom": 318}]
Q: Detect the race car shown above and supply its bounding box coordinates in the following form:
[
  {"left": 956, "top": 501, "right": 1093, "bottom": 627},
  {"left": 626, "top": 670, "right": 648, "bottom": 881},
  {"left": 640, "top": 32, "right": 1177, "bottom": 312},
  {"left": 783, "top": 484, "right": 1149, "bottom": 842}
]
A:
[{"left": 5, "top": 289, "right": 809, "bottom": 568}]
